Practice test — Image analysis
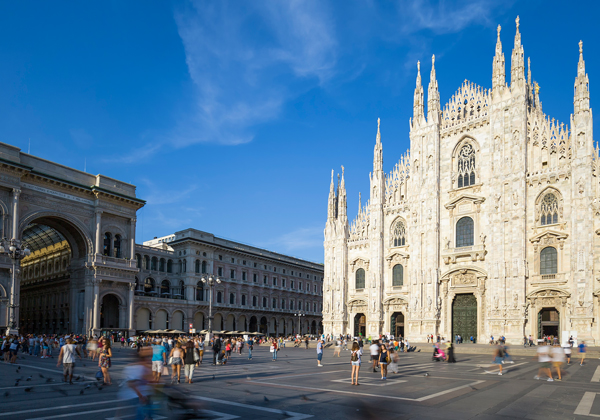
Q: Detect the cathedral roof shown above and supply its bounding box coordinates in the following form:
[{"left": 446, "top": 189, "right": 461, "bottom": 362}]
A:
[{"left": 442, "top": 80, "right": 490, "bottom": 130}]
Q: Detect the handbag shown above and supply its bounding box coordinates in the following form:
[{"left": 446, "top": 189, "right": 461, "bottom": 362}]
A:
[
  {"left": 95, "top": 369, "right": 103, "bottom": 380},
  {"left": 193, "top": 349, "right": 199, "bottom": 362},
  {"left": 168, "top": 356, "right": 174, "bottom": 365},
  {"left": 270, "top": 346, "right": 274, "bottom": 353},
  {"left": 162, "top": 366, "right": 169, "bottom": 376}
]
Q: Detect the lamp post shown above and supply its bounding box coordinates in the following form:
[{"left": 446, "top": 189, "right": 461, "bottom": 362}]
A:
[
  {"left": 294, "top": 311, "right": 305, "bottom": 336},
  {"left": 0, "top": 238, "right": 31, "bottom": 336},
  {"left": 201, "top": 274, "right": 221, "bottom": 341}
]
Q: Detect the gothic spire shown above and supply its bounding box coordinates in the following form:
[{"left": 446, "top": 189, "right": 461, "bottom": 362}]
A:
[
  {"left": 373, "top": 118, "right": 383, "bottom": 172},
  {"left": 358, "top": 192, "right": 362, "bottom": 214},
  {"left": 338, "top": 166, "right": 347, "bottom": 221},
  {"left": 574, "top": 40, "right": 590, "bottom": 114},
  {"left": 413, "top": 61, "right": 425, "bottom": 128},
  {"left": 492, "top": 25, "right": 505, "bottom": 90},
  {"left": 327, "top": 169, "right": 337, "bottom": 221},
  {"left": 427, "top": 55, "right": 440, "bottom": 123},
  {"left": 510, "top": 16, "right": 525, "bottom": 89}
]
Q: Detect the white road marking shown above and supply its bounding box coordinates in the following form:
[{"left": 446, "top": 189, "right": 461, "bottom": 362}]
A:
[
  {"left": 191, "top": 396, "right": 313, "bottom": 419},
  {"left": 478, "top": 362, "right": 528, "bottom": 373},
  {"left": 250, "top": 379, "right": 485, "bottom": 402},
  {"left": 0, "top": 399, "right": 122, "bottom": 417},
  {"left": 330, "top": 377, "right": 407, "bottom": 386},
  {"left": 0, "top": 362, "right": 98, "bottom": 382},
  {"left": 26, "top": 407, "right": 131, "bottom": 420},
  {"left": 591, "top": 366, "right": 600, "bottom": 382},
  {"left": 0, "top": 380, "right": 96, "bottom": 391},
  {"left": 574, "top": 392, "right": 599, "bottom": 416}
]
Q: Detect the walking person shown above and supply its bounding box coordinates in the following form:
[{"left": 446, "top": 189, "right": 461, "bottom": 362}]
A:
[
  {"left": 564, "top": 342, "right": 572, "bottom": 364},
  {"left": 379, "top": 344, "right": 390, "bottom": 380},
  {"left": 271, "top": 339, "right": 278, "bottom": 361},
  {"left": 212, "top": 336, "right": 221, "bottom": 365},
  {"left": 98, "top": 338, "right": 113, "bottom": 385},
  {"left": 579, "top": 340, "right": 587, "bottom": 365},
  {"left": 169, "top": 342, "right": 184, "bottom": 384},
  {"left": 483, "top": 344, "right": 504, "bottom": 375},
  {"left": 246, "top": 337, "right": 253, "bottom": 360},
  {"left": 551, "top": 344, "right": 565, "bottom": 381},
  {"left": 534, "top": 342, "right": 553, "bottom": 381},
  {"left": 151, "top": 339, "right": 167, "bottom": 383},
  {"left": 56, "top": 338, "right": 82, "bottom": 384},
  {"left": 370, "top": 340, "right": 380, "bottom": 372},
  {"left": 183, "top": 340, "right": 196, "bottom": 384},
  {"left": 316, "top": 339, "right": 324, "bottom": 367},
  {"left": 350, "top": 342, "right": 362, "bottom": 385},
  {"left": 334, "top": 338, "right": 342, "bottom": 357}
]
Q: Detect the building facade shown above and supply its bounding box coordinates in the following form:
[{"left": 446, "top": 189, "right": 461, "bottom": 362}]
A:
[
  {"left": 0, "top": 143, "right": 323, "bottom": 337},
  {"left": 133, "top": 229, "right": 323, "bottom": 336},
  {"left": 323, "top": 19, "right": 600, "bottom": 344}
]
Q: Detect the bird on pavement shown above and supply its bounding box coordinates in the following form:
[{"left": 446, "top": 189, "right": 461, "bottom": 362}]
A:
[
  {"left": 38, "top": 374, "right": 45, "bottom": 379},
  {"left": 24, "top": 387, "right": 33, "bottom": 392},
  {"left": 26, "top": 376, "right": 32, "bottom": 381},
  {"left": 263, "top": 396, "right": 269, "bottom": 402},
  {"left": 3, "top": 392, "right": 9, "bottom": 397}
]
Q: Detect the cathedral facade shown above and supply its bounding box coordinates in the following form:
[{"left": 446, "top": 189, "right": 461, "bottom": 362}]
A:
[{"left": 323, "top": 18, "right": 599, "bottom": 345}]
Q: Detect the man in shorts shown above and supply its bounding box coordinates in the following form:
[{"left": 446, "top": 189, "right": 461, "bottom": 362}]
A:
[
  {"left": 151, "top": 339, "right": 167, "bottom": 383},
  {"left": 551, "top": 344, "right": 565, "bottom": 381},
  {"left": 579, "top": 340, "right": 587, "bottom": 366},
  {"left": 534, "top": 342, "right": 553, "bottom": 381},
  {"left": 370, "top": 340, "right": 380, "bottom": 372},
  {"left": 57, "top": 338, "right": 82, "bottom": 384}
]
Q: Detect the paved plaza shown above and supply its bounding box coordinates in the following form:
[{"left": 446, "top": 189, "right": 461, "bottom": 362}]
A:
[{"left": 2, "top": 343, "right": 600, "bottom": 419}]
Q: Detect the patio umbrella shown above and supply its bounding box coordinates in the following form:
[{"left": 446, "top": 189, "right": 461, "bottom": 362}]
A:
[{"left": 166, "top": 329, "right": 185, "bottom": 334}]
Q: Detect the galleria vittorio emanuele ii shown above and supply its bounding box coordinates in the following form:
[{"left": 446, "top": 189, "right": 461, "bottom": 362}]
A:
[{"left": 323, "top": 18, "right": 599, "bottom": 345}]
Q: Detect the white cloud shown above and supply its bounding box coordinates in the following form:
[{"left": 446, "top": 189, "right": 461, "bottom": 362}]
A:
[
  {"left": 263, "top": 226, "right": 324, "bottom": 253},
  {"left": 170, "top": 0, "right": 338, "bottom": 148}
]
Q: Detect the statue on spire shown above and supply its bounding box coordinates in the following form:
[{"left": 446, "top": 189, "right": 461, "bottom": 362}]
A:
[
  {"left": 492, "top": 24, "right": 505, "bottom": 91},
  {"left": 412, "top": 61, "right": 425, "bottom": 129},
  {"left": 427, "top": 54, "right": 440, "bottom": 123},
  {"left": 574, "top": 39, "right": 590, "bottom": 114},
  {"left": 510, "top": 15, "right": 525, "bottom": 90}
]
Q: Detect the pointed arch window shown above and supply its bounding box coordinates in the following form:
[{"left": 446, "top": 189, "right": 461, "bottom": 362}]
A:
[
  {"left": 456, "top": 216, "right": 474, "bottom": 247},
  {"left": 540, "top": 247, "right": 557, "bottom": 275},
  {"left": 540, "top": 193, "right": 559, "bottom": 225},
  {"left": 391, "top": 220, "right": 406, "bottom": 247},
  {"left": 392, "top": 264, "right": 404, "bottom": 286},
  {"left": 457, "top": 144, "right": 476, "bottom": 188},
  {"left": 355, "top": 268, "right": 365, "bottom": 290}
]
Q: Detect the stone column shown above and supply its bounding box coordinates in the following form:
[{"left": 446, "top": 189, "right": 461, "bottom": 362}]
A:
[
  {"left": 11, "top": 188, "right": 20, "bottom": 240},
  {"left": 92, "top": 280, "right": 101, "bottom": 335},
  {"left": 84, "top": 278, "right": 94, "bottom": 335},
  {"left": 94, "top": 211, "right": 103, "bottom": 255},
  {"left": 129, "top": 218, "right": 136, "bottom": 260},
  {"left": 128, "top": 283, "right": 135, "bottom": 334}
]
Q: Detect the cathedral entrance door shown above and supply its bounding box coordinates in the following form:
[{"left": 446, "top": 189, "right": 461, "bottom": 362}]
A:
[
  {"left": 452, "top": 294, "right": 477, "bottom": 342},
  {"left": 538, "top": 308, "right": 559, "bottom": 339},
  {"left": 391, "top": 312, "right": 404, "bottom": 338},
  {"left": 354, "top": 313, "right": 366, "bottom": 337}
]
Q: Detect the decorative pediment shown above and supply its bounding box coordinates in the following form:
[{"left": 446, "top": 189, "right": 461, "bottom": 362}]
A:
[
  {"left": 350, "top": 258, "right": 370, "bottom": 272},
  {"left": 529, "top": 230, "right": 568, "bottom": 246},
  {"left": 527, "top": 288, "right": 570, "bottom": 299},
  {"left": 348, "top": 299, "right": 367, "bottom": 306},
  {"left": 385, "top": 251, "right": 410, "bottom": 268},
  {"left": 440, "top": 266, "right": 488, "bottom": 282},
  {"left": 445, "top": 194, "right": 485, "bottom": 210},
  {"left": 383, "top": 297, "right": 408, "bottom": 305}
]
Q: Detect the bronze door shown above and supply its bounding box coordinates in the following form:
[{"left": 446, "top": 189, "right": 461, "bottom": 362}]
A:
[{"left": 452, "top": 294, "right": 477, "bottom": 341}]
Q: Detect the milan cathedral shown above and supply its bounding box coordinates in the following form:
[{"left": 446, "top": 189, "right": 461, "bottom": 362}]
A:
[{"left": 323, "top": 18, "right": 599, "bottom": 344}]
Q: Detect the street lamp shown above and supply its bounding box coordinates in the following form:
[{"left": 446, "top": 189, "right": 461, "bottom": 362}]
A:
[
  {"left": 201, "top": 274, "right": 221, "bottom": 340},
  {"left": 0, "top": 238, "right": 31, "bottom": 336},
  {"left": 294, "top": 311, "right": 305, "bottom": 336}
]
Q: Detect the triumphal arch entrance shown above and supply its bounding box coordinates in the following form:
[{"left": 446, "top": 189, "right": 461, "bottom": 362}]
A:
[{"left": 0, "top": 142, "right": 144, "bottom": 336}]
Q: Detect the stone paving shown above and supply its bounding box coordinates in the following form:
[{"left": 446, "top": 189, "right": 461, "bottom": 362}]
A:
[{"left": 1, "top": 343, "right": 600, "bottom": 419}]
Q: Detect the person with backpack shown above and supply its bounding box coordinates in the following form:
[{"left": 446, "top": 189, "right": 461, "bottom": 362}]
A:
[{"left": 350, "top": 342, "right": 362, "bottom": 385}]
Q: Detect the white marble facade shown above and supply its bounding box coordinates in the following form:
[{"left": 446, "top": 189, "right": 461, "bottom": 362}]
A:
[{"left": 323, "top": 18, "right": 600, "bottom": 344}]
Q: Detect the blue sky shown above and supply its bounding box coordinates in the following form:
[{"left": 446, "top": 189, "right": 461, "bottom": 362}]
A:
[{"left": 0, "top": 0, "right": 597, "bottom": 263}]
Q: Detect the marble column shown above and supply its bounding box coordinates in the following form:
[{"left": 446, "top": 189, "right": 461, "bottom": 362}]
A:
[
  {"left": 128, "top": 283, "right": 135, "bottom": 333},
  {"left": 94, "top": 210, "right": 103, "bottom": 255},
  {"left": 92, "top": 280, "right": 101, "bottom": 334},
  {"left": 84, "top": 278, "right": 94, "bottom": 335},
  {"left": 129, "top": 218, "right": 136, "bottom": 260},
  {"left": 11, "top": 188, "right": 20, "bottom": 240}
]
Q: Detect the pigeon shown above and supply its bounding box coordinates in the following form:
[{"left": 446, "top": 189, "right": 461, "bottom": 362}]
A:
[
  {"left": 300, "top": 395, "right": 310, "bottom": 401},
  {"left": 263, "top": 396, "right": 269, "bottom": 402},
  {"left": 98, "top": 386, "right": 103, "bottom": 391},
  {"left": 46, "top": 378, "right": 55, "bottom": 383},
  {"left": 84, "top": 385, "right": 91, "bottom": 390},
  {"left": 16, "top": 367, "right": 20, "bottom": 373},
  {"left": 26, "top": 376, "right": 32, "bottom": 381},
  {"left": 75, "top": 376, "right": 81, "bottom": 381},
  {"left": 3, "top": 392, "right": 9, "bottom": 397},
  {"left": 38, "top": 374, "right": 45, "bottom": 379},
  {"left": 80, "top": 390, "right": 84, "bottom": 395},
  {"left": 24, "top": 387, "right": 33, "bottom": 392},
  {"left": 82, "top": 363, "right": 87, "bottom": 367},
  {"left": 212, "top": 375, "right": 216, "bottom": 380},
  {"left": 424, "top": 373, "right": 429, "bottom": 377}
]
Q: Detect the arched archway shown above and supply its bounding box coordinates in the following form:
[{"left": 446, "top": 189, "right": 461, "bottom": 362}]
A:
[
  {"left": 249, "top": 316, "right": 258, "bottom": 332},
  {"left": 260, "top": 316, "right": 268, "bottom": 335},
  {"left": 391, "top": 312, "right": 404, "bottom": 338},
  {"left": 538, "top": 308, "right": 560, "bottom": 339},
  {"left": 18, "top": 214, "right": 93, "bottom": 334},
  {"left": 452, "top": 294, "right": 477, "bottom": 342},
  {"left": 172, "top": 311, "right": 184, "bottom": 331},
  {"left": 100, "top": 294, "right": 120, "bottom": 329},
  {"left": 354, "top": 313, "right": 366, "bottom": 337},
  {"left": 135, "top": 308, "right": 151, "bottom": 331},
  {"left": 226, "top": 314, "right": 236, "bottom": 331}
]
